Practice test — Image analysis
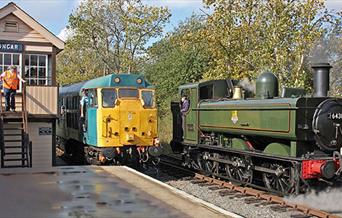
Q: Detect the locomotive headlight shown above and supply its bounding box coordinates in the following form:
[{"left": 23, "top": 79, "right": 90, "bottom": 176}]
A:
[
  {"left": 114, "top": 77, "right": 120, "bottom": 83},
  {"left": 140, "top": 99, "right": 145, "bottom": 106},
  {"left": 136, "top": 78, "right": 142, "bottom": 84},
  {"left": 153, "top": 138, "right": 160, "bottom": 146}
]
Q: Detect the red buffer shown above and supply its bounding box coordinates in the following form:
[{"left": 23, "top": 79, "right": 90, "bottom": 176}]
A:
[{"left": 302, "top": 159, "right": 340, "bottom": 179}]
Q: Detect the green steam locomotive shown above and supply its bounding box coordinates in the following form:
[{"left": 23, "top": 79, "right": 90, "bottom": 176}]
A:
[{"left": 171, "top": 63, "right": 342, "bottom": 194}]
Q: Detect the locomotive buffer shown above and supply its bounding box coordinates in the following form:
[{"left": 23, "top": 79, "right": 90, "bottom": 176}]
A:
[{"left": 0, "top": 84, "right": 32, "bottom": 168}]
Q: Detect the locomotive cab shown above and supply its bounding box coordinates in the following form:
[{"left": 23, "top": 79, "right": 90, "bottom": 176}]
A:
[{"left": 170, "top": 79, "right": 235, "bottom": 153}]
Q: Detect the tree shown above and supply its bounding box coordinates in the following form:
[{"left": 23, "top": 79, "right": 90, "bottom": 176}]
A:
[
  {"left": 68, "top": 0, "right": 170, "bottom": 74},
  {"left": 201, "top": 0, "right": 340, "bottom": 89},
  {"left": 309, "top": 16, "right": 342, "bottom": 96},
  {"left": 57, "top": 36, "right": 105, "bottom": 85},
  {"left": 143, "top": 15, "right": 210, "bottom": 142},
  {"left": 144, "top": 15, "right": 210, "bottom": 116}
]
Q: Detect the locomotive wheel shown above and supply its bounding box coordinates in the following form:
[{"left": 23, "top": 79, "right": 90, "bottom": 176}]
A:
[
  {"left": 262, "top": 163, "right": 294, "bottom": 194},
  {"left": 196, "top": 153, "right": 205, "bottom": 171},
  {"left": 225, "top": 156, "right": 253, "bottom": 183},
  {"left": 196, "top": 152, "right": 219, "bottom": 174},
  {"left": 204, "top": 152, "right": 219, "bottom": 174}
]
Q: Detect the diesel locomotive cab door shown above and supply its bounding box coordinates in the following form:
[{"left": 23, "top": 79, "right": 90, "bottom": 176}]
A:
[
  {"left": 86, "top": 89, "right": 98, "bottom": 146},
  {"left": 182, "top": 88, "right": 199, "bottom": 144}
]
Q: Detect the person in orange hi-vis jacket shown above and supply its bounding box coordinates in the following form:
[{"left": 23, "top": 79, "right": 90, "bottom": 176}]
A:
[{"left": 0, "top": 65, "right": 26, "bottom": 112}]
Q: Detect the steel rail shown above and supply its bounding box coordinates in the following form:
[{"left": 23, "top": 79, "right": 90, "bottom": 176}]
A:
[
  {"left": 194, "top": 174, "right": 340, "bottom": 218},
  {"left": 160, "top": 155, "right": 341, "bottom": 218}
]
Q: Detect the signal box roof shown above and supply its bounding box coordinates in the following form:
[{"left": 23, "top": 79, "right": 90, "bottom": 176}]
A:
[{"left": 0, "top": 2, "right": 65, "bottom": 51}]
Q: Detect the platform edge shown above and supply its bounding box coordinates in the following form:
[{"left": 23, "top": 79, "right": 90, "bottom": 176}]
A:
[{"left": 115, "top": 166, "right": 244, "bottom": 218}]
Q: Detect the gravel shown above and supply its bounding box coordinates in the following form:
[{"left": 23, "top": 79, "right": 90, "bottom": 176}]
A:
[
  {"left": 286, "top": 187, "right": 342, "bottom": 217},
  {"left": 166, "top": 179, "right": 308, "bottom": 218},
  {"left": 143, "top": 168, "right": 309, "bottom": 218}
]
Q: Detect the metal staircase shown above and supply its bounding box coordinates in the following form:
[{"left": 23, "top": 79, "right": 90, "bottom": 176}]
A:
[{"left": 0, "top": 84, "right": 32, "bottom": 168}]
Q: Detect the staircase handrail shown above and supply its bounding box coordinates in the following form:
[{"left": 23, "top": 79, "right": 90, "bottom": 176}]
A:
[
  {"left": 0, "top": 114, "right": 4, "bottom": 168},
  {"left": 0, "top": 88, "right": 4, "bottom": 167},
  {"left": 21, "top": 83, "right": 31, "bottom": 167},
  {"left": 0, "top": 87, "right": 2, "bottom": 114},
  {"left": 22, "top": 83, "right": 28, "bottom": 134}
]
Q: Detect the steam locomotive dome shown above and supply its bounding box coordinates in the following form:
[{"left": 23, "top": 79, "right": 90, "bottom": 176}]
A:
[
  {"left": 313, "top": 99, "right": 342, "bottom": 151},
  {"left": 256, "top": 71, "right": 279, "bottom": 99}
]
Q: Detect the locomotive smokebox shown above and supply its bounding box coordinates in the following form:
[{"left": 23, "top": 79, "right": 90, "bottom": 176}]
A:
[{"left": 312, "top": 63, "right": 332, "bottom": 97}]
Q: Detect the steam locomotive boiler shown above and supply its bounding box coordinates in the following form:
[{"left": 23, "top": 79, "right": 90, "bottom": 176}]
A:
[{"left": 171, "top": 63, "right": 342, "bottom": 194}]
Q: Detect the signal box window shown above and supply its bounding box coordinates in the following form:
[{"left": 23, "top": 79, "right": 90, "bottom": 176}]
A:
[
  {"left": 102, "top": 89, "right": 117, "bottom": 107},
  {"left": 25, "top": 54, "right": 50, "bottom": 85},
  {"left": 0, "top": 53, "right": 21, "bottom": 90},
  {"left": 141, "top": 90, "right": 154, "bottom": 108},
  {"left": 119, "top": 88, "right": 138, "bottom": 98}
]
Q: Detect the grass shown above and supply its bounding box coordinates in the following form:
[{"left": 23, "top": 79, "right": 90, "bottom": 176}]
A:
[{"left": 158, "top": 112, "right": 174, "bottom": 155}]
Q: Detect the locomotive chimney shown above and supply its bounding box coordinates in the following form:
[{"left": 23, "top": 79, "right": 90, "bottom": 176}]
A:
[{"left": 311, "top": 63, "right": 332, "bottom": 97}]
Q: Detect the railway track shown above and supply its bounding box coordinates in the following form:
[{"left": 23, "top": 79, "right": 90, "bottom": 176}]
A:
[{"left": 159, "top": 154, "right": 341, "bottom": 218}]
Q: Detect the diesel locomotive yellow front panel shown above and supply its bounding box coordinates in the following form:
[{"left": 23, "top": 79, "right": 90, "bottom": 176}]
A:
[{"left": 97, "top": 88, "right": 157, "bottom": 148}]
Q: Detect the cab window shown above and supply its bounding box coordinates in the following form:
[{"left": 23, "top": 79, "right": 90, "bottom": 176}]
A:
[
  {"left": 181, "top": 89, "right": 190, "bottom": 98},
  {"left": 118, "top": 88, "right": 138, "bottom": 98},
  {"left": 102, "top": 89, "right": 117, "bottom": 107},
  {"left": 88, "top": 89, "right": 98, "bottom": 107},
  {"left": 141, "top": 90, "right": 154, "bottom": 108}
]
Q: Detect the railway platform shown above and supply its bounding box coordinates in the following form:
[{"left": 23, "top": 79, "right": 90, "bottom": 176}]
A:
[{"left": 0, "top": 166, "right": 238, "bottom": 218}]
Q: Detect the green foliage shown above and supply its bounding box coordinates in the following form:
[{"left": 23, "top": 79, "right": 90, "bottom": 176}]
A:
[
  {"left": 143, "top": 15, "right": 210, "bottom": 116},
  {"left": 201, "top": 0, "right": 338, "bottom": 89},
  {"left": 68, "top": 0, "right": 170, "bottom": 73},
  {"left": 57, "top": 0, "right": 170, "bottom": 85},
  {"left": 57, "top": 38, "right": 104, "bottom": 85},
  {"left": 313, "top": 17, "right": 342, "bottom": 96},
  {"left": 158, "top": 113, "right": 173, "bottom": 145}
]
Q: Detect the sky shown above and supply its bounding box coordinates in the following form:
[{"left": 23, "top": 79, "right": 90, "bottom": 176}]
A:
[{"left": 0, "top": 0, "right": 341, "bottom": 42}]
